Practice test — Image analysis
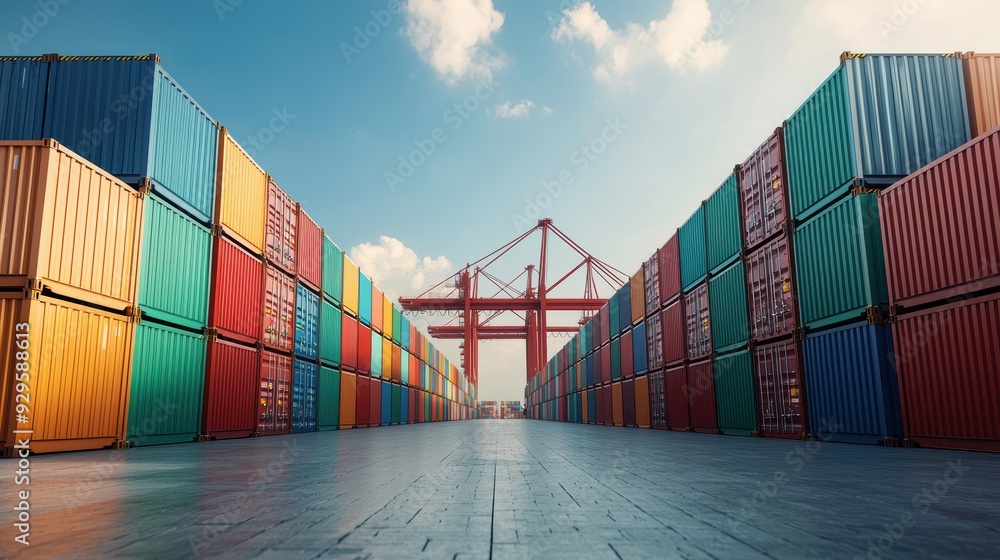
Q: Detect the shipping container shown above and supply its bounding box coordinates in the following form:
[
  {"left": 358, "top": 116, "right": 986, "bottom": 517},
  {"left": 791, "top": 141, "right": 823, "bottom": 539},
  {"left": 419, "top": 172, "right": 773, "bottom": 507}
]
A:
[
  {"left": 630, "top": 269, "right": 644, "bottom": 324},
  {"left": 137, "top": 193, "right": 211, "bottom": 330},
  {"left": 128, "top": 319, "right": 205, "bottom": 446},
  {"left": 297, "top": 206, "right": 322, "bottom": 292},
  {"left": 358, "top": 272, "right": 372, "bottom": 327},
  {"left": 0, "top": 56, "right": 48, "bottom": 139},
  {"left": 317, "top": 365, "right": 341, "bottom": 431},
  {"left": 265, "top": 179, "right": 296, "bottom": 275},
  {"left": 383, "top": 294, "right": 393, "bottom": 339},
  {"left": 294, "top": 283, "right": 319, "bottom": 360},
  {"left": 380, "top": 380, "right": 391, "bottom": 426},
  {"left": 684, "top": 282, "right": 711, "bottom": 360},
  {"left": 587, "top": 388, "right": 597, "bottom": 424},
  {"left": 601, "top": 342, "right": 612, "bottom": 384},
  {"left": 371, "top": 284, "right": 384, "bottom": 334},
  {"left": 203, "top": 337, "right": 259, "bottom": 440},
  {"left": 0, "top": 294, "right": 134, "bottom": 454},
  {"left": 741, "top": 129, "right": 791, "bottom": 251},
  {"left": 632, "top": 321, "right": 648, "bottom": 375},
  {"left": 263, "top": 263, "right": 295, "bottom": 353},
  {"left": 644, "top": 252, "right": 660, "bottom": 315},
  {"left": 803, "top": 322, "right": 901, "bottom": 444},
  {"left": 659, "top": 234, "right": 682, "bottom": 305},
  {"left": 410, "top": 388, "right": 420, "bottom": 423},
  {"left": 704, "top": 171, "right": 742, "bottom": 274},
  {"left": 214, "top": 129, "right": 266, "bottom": 254},
  {"left": 319, "top": 300, "right": 341, "bottom": 367},
  {"left": 612, "top": 382, "right": 623, "bottom": 426},
  {"left": 621, "top": 330, "right": 633, "bottom": 379},
  {"left": 400, "top": 385, "right": 409, "bottom": 424},
  {"left": 679, "top": 206, "right": 708, "bottom": 292},
  {"left": 356, "top": 375, "right": 371, "bottom": 427},
  {"left": 0, "top": 140, "right": 144, "bottom": 312},
  {"left": 784, "top": 53, "right": 970, "bottom": 222},
  {"left": 646, "top": 312, "right": 664, "bottom": 370},
  {"left": 208, "top": 235, "right": 262, "bottom": 345},
  {"left": 623, "top": 378, "right": 636, "bottom": 427},
  {"left": 341, "top": 313, "right": 358, "bottom": 372},
  {"left": 708, "top": 259, "right": 749, "bottom": 353},
  {"left": 713, "top": 350, "right": 758, "bottom": 436},
  {"left": 339, "top": 371, "right": 356, "bottom": 429},
  {"left": 391, "top": 344, "right": 402, "bottom": 382},
  {"left": 322, "top": 235, "right": 344, "bottom": 305},
  {"left": 616, "top": 284, "right": 630, "bottom": 335},
  {"left": 687, "top": 359, "right": 718, "bottom": 434},
  {"left": 665, "top": 364, "right": 690, "bottom": 431},
  {"left": 794, "top": 192, "right": 888, "bottom": 330},
  {"left": 370, "top": 330, "right": 383, "bottom": 378},
  {"left": 753, "top": 338, "right": 807, "bottom": 439},
  {"left": 661, "top": 299, "right": 685, "bottom": 366},
  {"left": 745, "top": 236, "right": 800, "bottom": 342},
  {"left": 342, "top": 255, "right": 359, "bottom": 316},
  {"left": 879, "top": 127, "right": 1000, "bottom": 310},
  {"left": 892, "top": 292, "right": 1000, "bottom": 452},
  {"left": 292, "top": 359, "right": 318, "bottom": 433},
  {"left": 392, "top": 307, "right": 402, "bottom": 344},
  {"left": 635, "top": 375, "right": 650, "bottom": 428},
  {"left": 259, "top": 351, "right": 291, "bottom": 435},
  {"left": 961, "top": 52, "right": 1000, "bottom": 137},
  {"left": 358, "top": 324, "right": 372, "bottom": 374}
]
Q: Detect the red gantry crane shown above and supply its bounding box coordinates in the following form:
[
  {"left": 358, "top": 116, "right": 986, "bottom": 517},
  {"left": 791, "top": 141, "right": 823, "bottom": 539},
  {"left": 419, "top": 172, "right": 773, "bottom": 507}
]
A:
[{"left": 399, "top": 219, "right": 628, "bottom": 386}]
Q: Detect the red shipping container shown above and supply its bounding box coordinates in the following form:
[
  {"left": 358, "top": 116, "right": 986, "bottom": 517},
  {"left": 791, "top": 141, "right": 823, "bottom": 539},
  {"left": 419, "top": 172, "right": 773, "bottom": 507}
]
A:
[
  {"left": 661, "top": 300, "right": 685, "bottom": 366},
  {"left": 893, "top": 292, "right": 1000, "bottom": 452},
  {"left": 358, "top": 324, "right": 372, "bottom": 374},
  {"left": 409, "top": 388, "right": 419, "bottom": 423},
  {"left": 621, "top": 329, "right": 634, "bottom": 378},
  {"left": 203, "top": 337, "right": 259, "bottom": 439},
  {"left": 649, "top": 369, "right": 667, "bottom": 428},
  {"left": 341, "top": 314, "right": 359, "bottom": 372},
  {"left": 741, "top": 128, "right": 791, "bottom": 251},
  {"left": 265, "top": 179, "right": 297, "bottom": 275},
  {"left": 753, "top": 338, "right": 807, "bottom": 439},
  {"left": 623, "top": 378, "right": 636, "bottom": 427},
  {"left": 559, "top": 396, "right": 567, "bottom": 422},
  {"left": 356, "top": 375, "right": 370, "bottom": 427},
  {"left": 209, "top": 235, "right": 263, "bottom": 345},
  {"left": 296, "top": 205, "right": 322, "bottom": 292},
  {"left": 612, "top": 382, "right": 624, "bottom": 426},
  {"left": 603, "top": 384, "right": 614, "bottom": 426},
  {"left": 263, "top": 263, "right": 295, "bottom": 353},
  {"left": 259, "top": 351, "right": 292, "bottom": 435},
  {"left": 665, "top": 364, "right": 690, "bottom": 431},
  {"left": 687, "top": 359, "right": 718, "bottom": 434},
  {"left": 880, "top": 127, "right": 1000, "bottom": 310},
  {"left": 600, "top": 344, "right": 611, "bottom": 385},
  {"left": 745, "top": 236, "right": 800, "bottom": 342},
  {"left": 391, "top": 345, "right": 402, "bottom": 382},
  {"left": 684, "top": 282, "right": 712, "bottom": 360},
  {"left": 659, "top": 234, "right": 682, "bottom": 305},
  {"left": 409, "top": 354, "right": 419, "bottom": 387},
  {"left": 370, "top": 377, "right": 381, "bottom": 428}
]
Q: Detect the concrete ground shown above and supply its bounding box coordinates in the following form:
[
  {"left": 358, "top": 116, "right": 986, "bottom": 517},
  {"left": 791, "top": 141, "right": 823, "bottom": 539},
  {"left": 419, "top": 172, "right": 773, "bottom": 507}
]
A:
[{"left": 2, "top": 420, "right": 999, "bottom": 559}]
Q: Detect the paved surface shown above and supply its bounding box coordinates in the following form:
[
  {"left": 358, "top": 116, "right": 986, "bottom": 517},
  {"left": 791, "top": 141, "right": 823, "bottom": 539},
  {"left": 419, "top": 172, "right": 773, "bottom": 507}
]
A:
[{"left": 2, "top": 421, "right": 999, "bottom": 559}]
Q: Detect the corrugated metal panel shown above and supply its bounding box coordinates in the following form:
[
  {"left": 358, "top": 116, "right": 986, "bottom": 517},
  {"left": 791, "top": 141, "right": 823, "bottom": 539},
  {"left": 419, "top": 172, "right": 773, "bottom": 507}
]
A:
[
  {"left": 262, "top": 264, "right": 295, "bottom": 353},
  {"left": 401, "top": 316, "right": 410, "bottom": 349},
  {"left": 202, "top": 337, "right": 259, "bottom": 439},
  {"left": 753, "top": 338, "right": 807, "bottom": 439},
  {"left": 318, "top": 365, "right": 341, "bottom": 430},
  {"left": 679, "top": 206, "right": 707, "bottom": 292},
  {"left": 339, "top": 371, "right": 356, "bottom": 429},
  {"left": 794, "top": 193, "right": 888, "bottom": 330},
  {"left": 610, "top": 337, "right": 621, "bottom": 381},
  {"left": 803, "top": 322, "right": 901, "bottom": 444},
  {"left": 708, "top": 259, "right": 749, "bottom": 353},
  {"left": 138, "top": 193, "right": 211, "bottom": 330},
  {"left": 621, "top": 330, "right": 634, "bottom": 378},
  {"left": 371, "top": 284, "right": 384, "bottom": 334},
  {"left": 879, "top": 128, "right": 1000, "bottom": 310},
  {"left": 665, "top": 364, "right": 689, "bottom": 430},
  {"left": 659, "top": 234, "right": 681, "bottom": 304},
  {"left": 391, "top": 344, "right": 401, "bottom": 382},
  {"left": 369, "top": 377, "right": 382, "bottom": 427},
  {"left": 893, "top": 293, "right": 1000, "bottom": 452},
  {"left": 259, "top": 351, "right": 292, "bottom": 435},
  {"left": 128, "top": 320, "right": 205, "bottom": 446},
  {"left": 393, "top": 306, "right": 403, "bottom": 344},
  {"left": 358, "top": 272, "right": 372, "bottom": 327},
  {"left": 208, "top": 235, "right": 262, "bottom": 345},
  {"left": 745, "top": 236, "right": 799, "bottom": 342},
  {"left": 358, "top": 324, "right": 372, "bottom": 374},
  {"left": 44, "top": 57, "right": 218, "bottom": 222},
  {"left": 0, "top": 56, "right": 49, "bottom": 139},
  {"left": 704, "top": 171, "right": 742, "bottom": 274},
  {"left": 400, "top": 385, "right": 409, "bottom": 424},
  {"left": 600, "top": 344, "right": 610, "bottom": 385},
  {"left": 294, "top": 283, "right": 319, "bottom": 360},
  {"left": 643, "top": 251, "right": 660, "bottom": 315},
  {"left": 215, "top": 130, "right": 266, "bottom": 254},
  {"left": 381, "top": 380, "right": 391, "bottom": 426},
  {"left": 611, "top": 381, "right": 624, "bottom": 426},
  {"left": 688, "top": 359, "right": 718, "bottom": 434},
  {"left": 340, "top": 313, "right": 358, "bottom": 371},
  {"left": 322, "top": 235, "right": 343, "bottom": 304},
  {"left": 713, "top": 350, "right": 758, "bottom": 436},
  {"left": 645, "top": 311, "right": 663, "bottom": 370},
  {"left": 632, "top": 321, "right": 647, "bottom": 375},
  {"left": 292, "top": 359, "right": 317, "bottom": 433},
  {"left": 391, "top": 383, "right": 401, "bottom": 424},
  {"left": 382, "top": 293, "right": 393, "bottom": 338},
  {"left": 684, "top": 282, "right": 711, "bottom": 360},
  {"left": 623, "top": 378, "right": 636, "bottom": 427},
  {"left": 741, "top": 129, "right": 791, "bottom": 250},
  {"left": 296, "top": 206, "right": 323, "bottom": 292},
  {"left": 370, "top": 330, "right": 383, "bottom": 377},
  {"left": 629, "top": 268, "right": 644, "bottom": 324},
  {"left": 341, "top": 255, "right": 359, "bottom": 316},
  {"left": 608, "top": 292, "right": 620, "bottom": 337},
  {"left": 962, "top": 52, "right": 1000, "bottom": 137},
  {"left": 0, "top": 140, "right": 144, "bottom": 311},
  {"left": 661, "top": 299, "right": 685, "bottom": 366},
  {"left": 0, "top": 294, "right": 133, "bottom": 454},
  {"left": 355, "top": 375, "right": 371, "bottom": 427},
  {"left": 265, "top": 179, "right": 296, "bottom": 275},
  {"left": 617, "top": 284, "right": 631, "bottom": 334},
  {"left": 635, "top": 375, "right": 650, "bottom": 428}
]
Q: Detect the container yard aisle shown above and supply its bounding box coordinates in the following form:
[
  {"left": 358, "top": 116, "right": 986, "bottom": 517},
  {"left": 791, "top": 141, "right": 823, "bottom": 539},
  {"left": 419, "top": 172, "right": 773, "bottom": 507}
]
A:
[{"left": 3, "top": 421, "right": 1000, "bottom": 559}]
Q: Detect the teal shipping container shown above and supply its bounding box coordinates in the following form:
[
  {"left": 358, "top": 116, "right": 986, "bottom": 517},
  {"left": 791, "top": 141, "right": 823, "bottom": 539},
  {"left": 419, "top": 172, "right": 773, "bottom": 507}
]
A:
[
  {"left": 400, "top": 315, "right": 410, "bottom": 349},
  {"left": 371, "top": 330, "right": 383, "bottom": 378},
  {"left": 391, "top": 383, "right": 402, "bottom": 424},
  {"left": 358, "top": 272, "right": 372, "bottom": 326},
  {"left": 320, "top": 300, "right": 342, "bottom": 367},
  {"left": 610, "top": 337, "right": 621, "bottom": 381},
  {"left": 609, "top": 291, "right": 620, "bottom": 337},
  {"left": 295, "top": 283, "right": 320, "bottom": 361},
  {"left": 381, "top": 381, "right": 392, "bottom": 426},
  {"left": 128, "top": 319, "right": 206, "bottom": 446},
  {"left": 708, "top": 260, "right": 749, "bottom": 353},
  {"left": 317, "top": 365, "right": 341, "bottom": 431},
  {"left": 794, "top": 192, "right": 888, "bottom": 330},
  {"left": 292, "top": 359, "right": 318, "bottom": 433},
  {"left": 392, "top": 307, "right": 403, "bottom": 344},
  {"left": 137, "top": 193, "right": 211, "bottom": 330},
  {"left": 713, "top": 350, "right": 758, "bottom": 437},
  {"left": 704, "top": 172, "right": 742, "bottom": 275},
  {"left": 679, "top": 206, "right": 708, "bottom": 292},
  {"left": 322, "top": 235, "right": 344, "bottom": 305},
  {"left": 784, "top": 53, "right": 970, "bottom": 222}
]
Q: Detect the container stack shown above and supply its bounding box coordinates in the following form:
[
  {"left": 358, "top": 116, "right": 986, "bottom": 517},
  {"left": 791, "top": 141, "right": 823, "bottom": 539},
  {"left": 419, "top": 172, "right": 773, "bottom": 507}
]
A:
[
  {"left": 648, "top": 234, "right": 684, "bottom": 429},
  {"left": 293, "top": 206, "right": 322, "bottom": 433}
]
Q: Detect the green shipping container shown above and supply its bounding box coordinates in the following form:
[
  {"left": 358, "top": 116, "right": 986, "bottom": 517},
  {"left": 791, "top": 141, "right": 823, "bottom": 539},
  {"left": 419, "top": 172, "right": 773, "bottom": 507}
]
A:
[
  {"left": 794, "top": 193, "right": 888, "bottom": 330},
  {"left": 424, "top": 391, "right": 432, "bottom": 420},
  {"left": 137, "top": 194, "right": 211, "bottom": 330},
  {"left": 128, "top": 320, "right": 206, "bottom": 446},
  {"left": 610, "top": 337, "right": 621, "bottom": 381},
  {"left": 679, "top": 206, "right": 707, "bottom": 292},
  {"left": 318, "top": 365, "right": 341, "bottom": 430},
  {"left": 320, "top": 300, "right": 342, "bottom": 367},
  {"left": 322, "top": 235, "right": 344, "bottom": 305},
  {"left": 713, "top": 350, "right": 758, "bottom": 436},
  {"left": 704, "top": 172, "right": 742, "bottom": 275},
  {"left": 391, "top": 383, "right": 401, "bottom": 424},
  {"left": 608, "top": 291, "right": 620, "bottom": 337},
  {"left": 392, "top": 307, "right": 402, "bottom": 344},
  {"left": 708, "top": 260, "right": 749, "bottom": 354}
]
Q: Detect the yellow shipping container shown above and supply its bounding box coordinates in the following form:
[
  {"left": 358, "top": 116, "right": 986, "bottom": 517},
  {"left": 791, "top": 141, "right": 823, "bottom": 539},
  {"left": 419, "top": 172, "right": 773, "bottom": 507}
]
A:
[
  {"left": 215, "top": 129, "right": 267, "bottom": 254},
  {"left": 0, "top": 140, "right": 145, "bottom": 312},
  {"left": 342, "top": 254, "right": 360, "bottom": 316},
  {"left": 382, "top": 293, "right": 393, "bottom": 340},
  {"left": 1, "top": 292, "right": 134, "bottom": 455}
]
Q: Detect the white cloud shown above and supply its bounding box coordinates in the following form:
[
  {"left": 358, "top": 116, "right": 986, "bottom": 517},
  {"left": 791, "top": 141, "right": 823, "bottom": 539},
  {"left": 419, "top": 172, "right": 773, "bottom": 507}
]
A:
[
  {"left": 491, "top": 99, "right": 552, "bottom": 119},
  {"left": 403, "top": 0, "right": 505, "bottom": 85},
  {"left": 552, "top": 0, "right": 728, "bottom": 83},
  {"left": 350, "top": 236, "right": 452, "bottom": 303}
]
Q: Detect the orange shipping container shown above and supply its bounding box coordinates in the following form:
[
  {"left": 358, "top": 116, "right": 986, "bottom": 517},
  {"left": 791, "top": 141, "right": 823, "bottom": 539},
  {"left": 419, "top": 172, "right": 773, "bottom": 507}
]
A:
[
  {"left": 381, "top": 337, "right": 392, "bottom": 380},
  {"left": 1, "top": 293, "right": 134, "bottom": 455},
  {"left": 0, "top": 140, "right": 144, "bottom": 312},
  {"left": 339, "top": 371, "right": 357, "bottom": 429},
  {"left": 612, "top": 381, "right": 624, "bottom": 427},
  {"left": 382, "top": 293, "right": 393, "bottom": 339},
  {"left": 961, "top": 52, "right": 1000, "bottom": 137},
  {"left": 215, "top": 129, "right": 267, "bottom": 254}
]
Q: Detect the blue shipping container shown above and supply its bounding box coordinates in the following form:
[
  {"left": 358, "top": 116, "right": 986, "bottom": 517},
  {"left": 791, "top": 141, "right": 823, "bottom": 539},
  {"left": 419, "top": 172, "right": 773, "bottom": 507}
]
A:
[
  {"left": 0, "top": 56, "right": 49, "bottom": 139},
  {"left": 358, "top": 272, "right": 372, "bottom": 326},
  {"left": 632, "top": 321, "right": 648, "bottom": 375},
  {"left": 295, "top": 283, "right": 320, "bottom": 360},
  {"left": 400, "top": 315, "right": 410, "bottom": 348},
  {"left": 618, "top": 284, "right": 631, "bottom": 335},
  {"left": 381, "top": 381, "right": 392, "bottom": 426},
  {"left": 292, "top": 359, "right": 318, "bottom": 433},
  {"left": 802, "top": 322, "right": 902, "bottom": 445}
]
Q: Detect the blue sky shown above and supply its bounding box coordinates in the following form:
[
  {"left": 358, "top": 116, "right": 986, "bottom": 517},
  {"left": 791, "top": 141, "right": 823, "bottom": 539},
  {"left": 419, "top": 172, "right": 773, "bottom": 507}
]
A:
[{"left": 7, "top": 0, "right": 998, "bottom": 400}]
